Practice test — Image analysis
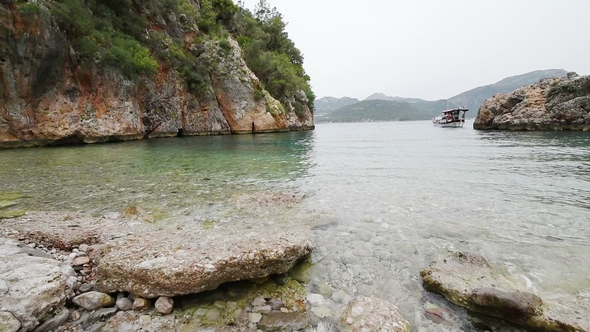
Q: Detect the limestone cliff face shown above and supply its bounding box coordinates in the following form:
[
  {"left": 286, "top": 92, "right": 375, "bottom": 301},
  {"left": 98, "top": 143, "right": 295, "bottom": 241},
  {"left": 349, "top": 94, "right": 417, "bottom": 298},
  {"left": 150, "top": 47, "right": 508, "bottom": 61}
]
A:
[
  {"left": 0, "top": 3, "right": 314, "bottom": 148},
  {"left": 474, "top": 72, "right": 590, "bottom": 130}
]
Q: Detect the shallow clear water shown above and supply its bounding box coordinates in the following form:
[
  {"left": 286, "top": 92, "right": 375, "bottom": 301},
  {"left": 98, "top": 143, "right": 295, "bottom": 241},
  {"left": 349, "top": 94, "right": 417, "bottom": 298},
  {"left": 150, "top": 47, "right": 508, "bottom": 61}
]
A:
[{"left": 2, "top": 119, "right": 590, "bottom": 330}]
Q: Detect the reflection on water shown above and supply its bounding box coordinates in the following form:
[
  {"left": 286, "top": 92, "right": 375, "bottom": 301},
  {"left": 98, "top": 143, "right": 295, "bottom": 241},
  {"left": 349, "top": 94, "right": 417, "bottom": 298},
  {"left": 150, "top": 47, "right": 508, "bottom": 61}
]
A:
[{"left": 1, "top": 120, "right": 590, "bottom": 330}]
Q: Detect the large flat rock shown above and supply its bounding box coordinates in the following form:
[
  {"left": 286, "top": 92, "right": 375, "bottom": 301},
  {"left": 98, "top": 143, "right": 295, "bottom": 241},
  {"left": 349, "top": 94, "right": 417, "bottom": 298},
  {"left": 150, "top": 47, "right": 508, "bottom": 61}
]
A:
[
  {"left": 2, "top": 211, "right": 314, "bottom": 298},
  {"left": 91, "top": 227, "right": 314, "bottom": 298},
  {"left": 0, "top": 237, "right": 73, "bottom": 331},
  {"left": 421, "top": 251, "right": 589, "bottom": 331}
]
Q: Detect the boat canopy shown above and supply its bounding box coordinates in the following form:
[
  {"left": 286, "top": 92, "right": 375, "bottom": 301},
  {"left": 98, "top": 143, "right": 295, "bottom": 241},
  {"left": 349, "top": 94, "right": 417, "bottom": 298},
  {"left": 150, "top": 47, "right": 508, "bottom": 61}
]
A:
[{"left": 442, "top": 108, "right": 468, "bottom": 114}]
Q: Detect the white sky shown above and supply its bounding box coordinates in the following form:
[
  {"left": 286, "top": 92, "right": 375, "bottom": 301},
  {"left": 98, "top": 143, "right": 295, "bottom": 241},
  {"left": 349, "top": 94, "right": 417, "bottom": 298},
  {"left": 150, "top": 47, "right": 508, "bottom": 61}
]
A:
[{"left": 241, "top": 0, "right": 590, "bottom": 101}]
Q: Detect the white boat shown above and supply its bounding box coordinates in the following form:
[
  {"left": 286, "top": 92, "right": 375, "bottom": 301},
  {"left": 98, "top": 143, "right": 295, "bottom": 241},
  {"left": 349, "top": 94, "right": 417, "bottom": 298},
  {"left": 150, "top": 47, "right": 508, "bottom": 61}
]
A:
[{"left": 432, "top": 108, "right": 468, "bottom": 127}]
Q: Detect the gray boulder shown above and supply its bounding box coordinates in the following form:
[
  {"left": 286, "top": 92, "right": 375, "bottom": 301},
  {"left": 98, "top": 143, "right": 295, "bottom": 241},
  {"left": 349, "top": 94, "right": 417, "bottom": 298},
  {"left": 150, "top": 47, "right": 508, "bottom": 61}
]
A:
[
  {"left": 0, "top": 237, "right": 72, "bottom": 331},
  {"left": 421, "top": 251, "right": 589, "bottom": 331}
]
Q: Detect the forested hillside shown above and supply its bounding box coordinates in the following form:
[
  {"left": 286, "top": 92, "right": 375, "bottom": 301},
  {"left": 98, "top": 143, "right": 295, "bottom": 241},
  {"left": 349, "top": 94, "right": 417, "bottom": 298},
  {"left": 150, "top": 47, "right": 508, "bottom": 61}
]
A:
[{"left": 0, "top": 0, "right": 315, "bottom": 147}]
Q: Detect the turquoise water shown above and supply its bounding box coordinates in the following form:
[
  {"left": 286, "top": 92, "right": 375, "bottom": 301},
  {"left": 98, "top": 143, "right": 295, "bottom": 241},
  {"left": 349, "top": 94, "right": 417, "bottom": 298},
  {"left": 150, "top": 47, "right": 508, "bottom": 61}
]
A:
[{"left": 2, "top": 119, "right": 590, "bottom": 330}]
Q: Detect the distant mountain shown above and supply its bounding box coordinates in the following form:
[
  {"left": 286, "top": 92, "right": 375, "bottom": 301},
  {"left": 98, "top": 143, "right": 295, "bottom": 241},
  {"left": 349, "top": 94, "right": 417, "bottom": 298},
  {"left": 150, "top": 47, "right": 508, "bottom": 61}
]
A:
[
  {"left": 364, "top": 93, "right": 426, "bottom": 103},
  {"left": 316, "top": 100, "right": 429, "bottom": 123},
  {"left": 447, "top": 69, "right": 568, "bottom": 112},
  {"left": 315, "top": 69, "right": 568, "bottom": 123},
  {"left": 314, "top": 96, "right": 360, "bottom": 115}
]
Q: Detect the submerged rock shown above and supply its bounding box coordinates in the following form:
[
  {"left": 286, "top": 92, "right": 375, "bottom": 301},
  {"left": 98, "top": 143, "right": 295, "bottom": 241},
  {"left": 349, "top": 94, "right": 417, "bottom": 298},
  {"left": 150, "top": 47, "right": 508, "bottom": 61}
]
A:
[
  {"left": 474, "top": 72, "right": 590, "bottom": 130},
  {"left": 339, "top": 296, "right": 411, "bottom": 332},
  {"left": 421, "top": 251, "right": 589, "bottom": 331},
  {"left": 258, "top": 311, "right": 311, "bottom": 331}
]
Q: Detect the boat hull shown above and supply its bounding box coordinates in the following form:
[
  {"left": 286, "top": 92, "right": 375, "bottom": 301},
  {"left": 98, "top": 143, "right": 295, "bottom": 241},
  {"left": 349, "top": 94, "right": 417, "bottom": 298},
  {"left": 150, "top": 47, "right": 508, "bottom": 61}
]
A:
[{"left": 432, "top": 121, "right": 465, "bottom": 128}]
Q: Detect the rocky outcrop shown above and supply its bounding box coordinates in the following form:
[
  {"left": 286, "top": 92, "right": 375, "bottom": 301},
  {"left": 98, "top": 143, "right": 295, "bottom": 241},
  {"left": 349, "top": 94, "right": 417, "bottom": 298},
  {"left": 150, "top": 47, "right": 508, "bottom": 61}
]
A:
[
  {"left": 0, "top": 210, "right": 315, "bottom": 331},
  {"left": 421, "top": 251, "right": 589, "bottom": 331},
  {"left": 474, "top": 72, "right": 590, "bottom": 130},
  {"left": 0, "top": 3, "right": 313, "bottom": 148},
  {"left": 0, "top": 237, "right": 75, "bottom": 332}
]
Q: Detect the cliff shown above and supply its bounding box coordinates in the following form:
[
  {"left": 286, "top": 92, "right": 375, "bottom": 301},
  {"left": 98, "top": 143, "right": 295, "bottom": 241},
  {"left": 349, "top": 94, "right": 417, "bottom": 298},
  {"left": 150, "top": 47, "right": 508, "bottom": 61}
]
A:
[
  {"left": 0, "top": 0, "right": 314, "bottom": 148},
  {"left": 474, "top": 72, "right": 590, "bottom": 130}
]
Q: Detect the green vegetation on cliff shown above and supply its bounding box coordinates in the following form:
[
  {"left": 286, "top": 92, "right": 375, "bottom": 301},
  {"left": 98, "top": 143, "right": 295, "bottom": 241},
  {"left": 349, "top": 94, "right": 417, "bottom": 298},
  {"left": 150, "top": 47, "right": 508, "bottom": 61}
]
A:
[{"left": 15, "top": 0, "right": 313, "bottom": 108}]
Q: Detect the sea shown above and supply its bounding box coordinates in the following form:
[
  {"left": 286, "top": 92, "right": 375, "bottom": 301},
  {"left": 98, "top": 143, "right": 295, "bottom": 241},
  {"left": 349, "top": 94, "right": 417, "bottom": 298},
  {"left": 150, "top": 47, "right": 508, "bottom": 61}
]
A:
[{"left": 1, "top": 119, "right": 589, "bottom": 331}]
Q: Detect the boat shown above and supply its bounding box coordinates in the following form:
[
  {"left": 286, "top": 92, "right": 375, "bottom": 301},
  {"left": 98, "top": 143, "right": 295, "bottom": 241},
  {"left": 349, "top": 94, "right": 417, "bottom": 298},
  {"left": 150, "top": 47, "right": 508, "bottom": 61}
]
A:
[{"left": 432, "top": 108, "right": 468, "bottom": 127}]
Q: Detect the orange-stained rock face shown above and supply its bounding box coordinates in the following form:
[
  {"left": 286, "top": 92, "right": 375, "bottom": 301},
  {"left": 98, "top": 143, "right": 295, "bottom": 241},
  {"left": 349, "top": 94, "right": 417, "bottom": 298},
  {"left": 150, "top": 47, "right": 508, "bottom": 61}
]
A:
[{"left": 0, "top": 6, "right": 314, "bottom": 148}]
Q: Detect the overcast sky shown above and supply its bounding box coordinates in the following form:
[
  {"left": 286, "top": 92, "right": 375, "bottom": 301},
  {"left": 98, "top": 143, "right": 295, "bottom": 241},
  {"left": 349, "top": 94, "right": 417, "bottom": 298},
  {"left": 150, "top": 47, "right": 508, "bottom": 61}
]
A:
[{"left": 241, "top": 0, "right": 590, "bottom": 101}]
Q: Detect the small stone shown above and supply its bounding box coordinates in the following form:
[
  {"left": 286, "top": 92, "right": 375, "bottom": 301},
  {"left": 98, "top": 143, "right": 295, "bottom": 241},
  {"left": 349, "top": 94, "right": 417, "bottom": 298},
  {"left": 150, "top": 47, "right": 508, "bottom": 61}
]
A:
[
  {"left": 116, "top": 297, "right": 133, "bottom": 311},
  {"left": 79, "top": 244, "right": 89, "bottom": 252},
  {"left": 72, "top": 291, "right": 115, "bottom": 311},
  {"left": 27, "top": 243, "right": 36, "bottom": 248},
  {"left": 313, "top": 281, "right": 334, "bottom": 298},
  {"left": 249, "top": 312, "right": 262, "bottom": 323},
  {"left": 206, "top": 309, "right": 220, "bottom": 321},
  {"left": 0, "top": 311, "right": 21, "bottom": 332},
  {"left": 306, "top": 293, "right": 326, "bottom": 307},
  {"left": 133, "top": 297, "right": 150, "bottom": 311},
  {"left": 155, "top": 297, "right": 174, "bottom": 315},
  {"left": 72, "top": 256, "right": 90, "bottom": 266},
  {"left": 280, "top": 308, "right": 289, "bottom": 313},
  {"left": 346, "top": 317, "right": 354, "bottom": 325},
  {"left": 252, "top": 305, "right": 272, "bottom": 314},
  {"left": 331, "top": 290, "right": 353, "bottom": 305},
  {"left": 274, "top": 273, "right": 289, "bottom": 285},
  {"left": 251, "top": 296, "right": 266, "bottom": 307},
  {"left": 67, "top": 253, "right": 77, "bottom": 263},
  {"left": 139, "top": 315, "right": 152, "bottom": 326},
  {"left": 268, "top": 298, "right": 285, "bottom": 311},
  {"left": 70, "top": 310, "right": 81, "bottom": 321},
  {"left": 310, "top": 306, "right": 332, "bottom": 319}
]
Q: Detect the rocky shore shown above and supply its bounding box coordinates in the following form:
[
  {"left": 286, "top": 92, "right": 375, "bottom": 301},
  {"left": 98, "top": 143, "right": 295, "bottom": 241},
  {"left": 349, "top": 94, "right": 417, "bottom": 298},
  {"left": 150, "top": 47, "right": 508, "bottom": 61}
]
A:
[
  {"left": 474, "top": 72, "right": 590, "bottom": 130},
  {"left": 1, "top": 209, "right": 588, "bottom": 331},
  {"left": 0, "top": 211, "right": 411, "bottom": 332}
]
